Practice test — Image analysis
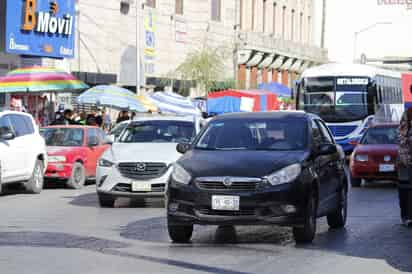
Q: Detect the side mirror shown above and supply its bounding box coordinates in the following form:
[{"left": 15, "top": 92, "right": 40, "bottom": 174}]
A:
[
  {"left": 318, "top": 143, "right": 338, "bottom": 155},
  {"left": 104, "top": 135, "right": 114, "bottom": 145},
  {"left": 176, "top": 143, "right": 191, "bottom": 154},
  {"left": 0, "top": 128, "right": 14, "bottom": 140}
]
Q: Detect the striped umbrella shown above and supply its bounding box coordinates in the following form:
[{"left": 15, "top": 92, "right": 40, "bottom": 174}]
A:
[
  {"left": 137, "top": 95, "right": 158, "bottom": 112},
  {"left": 77, "top": 85, "right": 147, "bottom": 112},
  {"left": 0, "top": 67, "right": 88, "bottom": 93},
  {"left": 146, "top": 91, "right": 201, "bottom": 116}
]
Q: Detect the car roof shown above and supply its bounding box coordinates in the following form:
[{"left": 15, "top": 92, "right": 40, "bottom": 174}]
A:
[
  {"left": 369, "top": 123, "right": 399, "bottom": 129},
  {"left": 42, "top": 125, "right": 98, "bottom": 129},
  {"left": 212, "top": 111, "right": 313, "bottom": 121},
  {"left": 0, "top": 110, "right": 34, "bottom": 119},
  {"left": 132, "top": 115, "right": 195, "bottom": 122}
]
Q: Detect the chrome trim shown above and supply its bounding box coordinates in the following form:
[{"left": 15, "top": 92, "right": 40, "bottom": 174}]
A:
[{"left": 195, "top": 177, "right": 262, "bottom": 183}]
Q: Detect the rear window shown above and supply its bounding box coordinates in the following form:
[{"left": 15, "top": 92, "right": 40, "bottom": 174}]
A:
[{"left": 360, "top": 127, "right": 398, "bottom": 145}]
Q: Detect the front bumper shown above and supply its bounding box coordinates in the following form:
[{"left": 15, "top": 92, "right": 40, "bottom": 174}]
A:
[
  {"left": 45, "top": 163, "right": 73, "bottom": 179},
  {"left": 167, "top": 179, "right": 306, "bottom": 226},
  {"left": 350, "top": 161, "right": 398, "bottom": 180},
  {"left": 96, "top": 165, "right": 171, "bottom": 198}
]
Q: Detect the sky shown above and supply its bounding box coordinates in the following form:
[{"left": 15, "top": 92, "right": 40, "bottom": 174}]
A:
[{"left": 316, "top": 0, "right": 412, "bottom": 63}]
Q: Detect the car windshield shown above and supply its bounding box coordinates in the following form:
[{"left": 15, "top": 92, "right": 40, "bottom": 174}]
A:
[
  {"left": 361, "top": 127, "right": 399, "bottom": 145},
  {"left": 302, "top": 77, "right": 369, "bottom": 123},
  {"left": 195, "top": 118, "right": 307, "bottom": 151},
  {"left": 110, "top": 122, "right": 128, "bottom": 138},
  {"left": 119, "top": 120, "right": 195, "bottom": 143},
  {"left": 41, "top": 128, "right": 84, "bottom": 147}
]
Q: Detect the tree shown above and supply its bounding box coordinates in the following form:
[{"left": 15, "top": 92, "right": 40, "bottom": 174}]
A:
[{"left": 174, "top": 46, "right": 228, "bottom": 95}]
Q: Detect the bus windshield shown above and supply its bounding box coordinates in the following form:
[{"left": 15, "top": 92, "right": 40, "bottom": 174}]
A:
[{"left": 302, "top": 77, "right": 369, "bottom": 123}]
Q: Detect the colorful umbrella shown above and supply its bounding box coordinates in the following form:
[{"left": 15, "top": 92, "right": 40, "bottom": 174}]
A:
[
  {"left": 77, "top": 85, "right": 147, "bottom": 112},
  {"left": 137, "top": 95, "right": 158, "bottom": 112},
  {"left": 0, "top": 67, "right": 88, "bottom": 93},
  {"left": 146, "top": 91, "right": 201, "bottom": 116}
]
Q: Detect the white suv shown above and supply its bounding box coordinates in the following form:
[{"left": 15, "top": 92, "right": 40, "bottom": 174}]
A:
[
  {"left": 0, "top": 111, "right": 47, "bottom": 194},
  {"left": 96, "top": 115, "right": 203, "bottom": 207}
]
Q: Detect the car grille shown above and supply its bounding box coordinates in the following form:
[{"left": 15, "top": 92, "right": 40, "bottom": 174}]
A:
[
  {"left": 117, "top": 162, "right": 168, "bottom": 180},
  {"left": 195, "top": 177, "right": 261, "bottom": 192},
  {"left": 112, "top": 183, "right": 165, "bottom": 193},
  {"left": 328, "top": 125, "right": 357, "bottom": 137},
  {"left": 197, "top": 207, "right": 256, "bottom": 216}
]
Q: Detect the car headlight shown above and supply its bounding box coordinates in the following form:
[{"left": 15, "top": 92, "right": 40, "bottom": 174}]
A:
[
  {"left": 48, "top": 156, "right": 66, "bottom": 163},
  {"left": 265, "top": 164, "right": 302, "bottom": 186},
  {"left": 98, "top": 158, "right": 114, "bottom": 167},
  {"left": 355, "top": 154, "right": 368, "bottom": 162},
  {"left": 171, "top": 163, "right": 191, "bottom": 185}
]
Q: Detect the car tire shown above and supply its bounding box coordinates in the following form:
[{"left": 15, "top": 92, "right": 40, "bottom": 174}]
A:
[
  {"left": 25, "top": 160, "right": 44, "bottom": 194},
  {"left": 167, "top": 219, "right": 193, "bottom": 243},
  {"left": 327, "top": 186, "right": 348, "bottom": 229},
  {"left": 66, "top": 162, "right": 86, "bottom": 189},
  {"left": 293, "top": 192, "right": 317, "bottom": 244},
  {"left": 98, "top": 193, "right": 116, "bottom": 208}
]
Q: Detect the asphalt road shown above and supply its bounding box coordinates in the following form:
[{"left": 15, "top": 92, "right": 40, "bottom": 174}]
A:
[{"left": 1, "top": 182, "right": 411, "bottom": 274}]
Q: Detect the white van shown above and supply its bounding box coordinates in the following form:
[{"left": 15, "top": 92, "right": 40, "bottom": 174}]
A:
[{"left": 0, "top": 111, "right": 47, "bottom": 194}]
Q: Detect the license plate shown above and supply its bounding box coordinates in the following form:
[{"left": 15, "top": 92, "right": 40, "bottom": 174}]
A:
[
  {"left": 131, "top": 181, "right": 152, "bottom": 192},
  {"left": 379, "top": 164, "right": 395, "bottom": 173},
  {"left": 212, "top": 195, "right": 240, "bottom": 211}
]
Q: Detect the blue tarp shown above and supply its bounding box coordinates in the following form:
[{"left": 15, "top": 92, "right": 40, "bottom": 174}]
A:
[{"left": 258, "top": 82, "right": 291, "bottom": 98}]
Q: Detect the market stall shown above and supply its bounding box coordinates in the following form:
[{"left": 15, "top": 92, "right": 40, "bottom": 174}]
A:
[{"left": 207, "top": 89, "right": 280, "bottom": 115}]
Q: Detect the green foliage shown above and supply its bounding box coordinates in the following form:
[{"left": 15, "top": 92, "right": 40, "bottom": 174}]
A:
[{"left": 174, "top": 46, "right": 226, "bottom": 95}]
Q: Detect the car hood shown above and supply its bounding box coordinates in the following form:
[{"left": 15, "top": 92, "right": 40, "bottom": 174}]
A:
[
  {"left": 107, "top": 142, "right": 182, "bottom": 164},
  {"left": 354, "top": 144, "right": 398, "bottom": 155},
  {"left": 47, "top": 146, "right": 78, "bottom": 156},
  {"left": 178, "top": 150, "right": 308, "bottom": 178}
]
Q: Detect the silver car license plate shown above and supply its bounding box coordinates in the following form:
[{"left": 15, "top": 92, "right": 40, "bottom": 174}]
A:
[{"left": 212, "top": 195, "right": 240, "bottom": 211}]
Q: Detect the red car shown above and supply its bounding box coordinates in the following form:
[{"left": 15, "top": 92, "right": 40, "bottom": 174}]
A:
[
  {"left": 41, "top": 126, "right": 109, "bottom": 189},
  {"left": 349, "top": 124, "right": 399, "bottom": 187}
]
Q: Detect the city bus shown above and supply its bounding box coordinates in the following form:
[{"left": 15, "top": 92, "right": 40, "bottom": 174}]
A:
[{"left": 295, "top": 63, "right": 404, "bottom": 154}]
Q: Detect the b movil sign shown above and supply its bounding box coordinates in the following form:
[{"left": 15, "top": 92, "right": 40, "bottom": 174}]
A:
[{"left": 5, "top": 0, "right": 76, "bottom": 58}]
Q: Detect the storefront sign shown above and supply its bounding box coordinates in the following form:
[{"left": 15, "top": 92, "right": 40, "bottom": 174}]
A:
[{"left": 5, "top": 0, "right": 76, "bottom": 58}]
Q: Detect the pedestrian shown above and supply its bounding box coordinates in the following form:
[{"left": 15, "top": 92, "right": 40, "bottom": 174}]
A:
[
  {"left": 116, "top": 111, "right": 130, "bottom": 124},
  {"left": 102, "top": 109, "right": 112, "bottom": 131},
  {"left": 52, "top": 109, "right": 76, "bottom": 125},
  {"left": 95, "top": 110, "right": 103, "bottom": 128},
  {"left": 86, "top": 113, "right": 98, "bottom": 126},
  {"left": 398, "top": 107, "right": 412, "bottom": 227},
  {"left": 78, "top": 111, "right": 87, "bottom": 125}
]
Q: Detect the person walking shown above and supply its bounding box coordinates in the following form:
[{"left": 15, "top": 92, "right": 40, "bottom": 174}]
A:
[{"left": 398, "top": 107, "right": 412, "bottom": 227}]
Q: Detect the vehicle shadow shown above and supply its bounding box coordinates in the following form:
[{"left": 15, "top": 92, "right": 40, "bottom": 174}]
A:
[
  {"left": 0, "top": 230, "right": 255, "bottom": 274},
  {"left": 120, "top": 217, "right": 292, "bottom": 245},
  {"left": 66, "top": 193, "right": 165, "bottom": 209},
  {"left": 296, "top": 222, "right": 412, "bottom": 273}
]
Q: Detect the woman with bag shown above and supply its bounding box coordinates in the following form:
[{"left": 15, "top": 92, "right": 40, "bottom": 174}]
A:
[{"left": 398, "top": 108, "right": 412, "bottom": 226}]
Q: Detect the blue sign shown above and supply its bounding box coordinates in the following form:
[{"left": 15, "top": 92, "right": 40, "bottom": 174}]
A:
[{"left": 5, "top": 0, "right": 76, "bottom": 59}]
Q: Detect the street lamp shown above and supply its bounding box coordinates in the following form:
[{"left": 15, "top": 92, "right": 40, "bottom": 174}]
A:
[{"left": 353, "top": 21, "right": 392, "bottom": 63}]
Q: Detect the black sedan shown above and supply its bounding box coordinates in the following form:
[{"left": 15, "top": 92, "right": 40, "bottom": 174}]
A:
[{"left": 167, "top": 112, "right": 348, "bottom": 244}]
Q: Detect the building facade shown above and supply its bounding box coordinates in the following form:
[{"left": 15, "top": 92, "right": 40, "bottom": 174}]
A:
[{"left": 0, "top": 0, "right": 328, "bottom": 95}]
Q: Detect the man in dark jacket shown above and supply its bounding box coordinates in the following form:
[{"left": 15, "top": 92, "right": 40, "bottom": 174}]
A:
[
  {"left": 398, "top": 108, "right": 412, "bottom": 227},
  {"left": 52, "top": 109, "right": 77, "bottom": 125}
]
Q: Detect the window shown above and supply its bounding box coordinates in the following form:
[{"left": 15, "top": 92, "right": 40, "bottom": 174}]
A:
[
  {"left": 311, "top": 120, "right": 322, "bottom": 146},
  {"left": 316, "top": 120, "right": 334, "bottom": 144},
  {"left": 282, "top": 6, "right": 286, "bottom": 39},
  {"left": 22, "top": 116, "right": 34, "bottom": 135},
  {"left": 272, "top": 2, "right": 277, "bottom": 34},
  {"left": 307, "top": 16, "right": 311, "bottom": 43},
  {"left": 263, "top": 0, "right": 267, "bottom": 32},
  {"left": 300, "top": 12, "right": 303, "bottom": 42},
  {"left": 146, "top": 0, "right": 156, "bottom": 8},
  {"left": 42, "top": 128, "right": 84, "bottom": 147},
  {"left": 211, "top": 0, "right": 221, "bottom": 21},
  {"left": 0, "top": 115, "right": 13, "bottom": 136},
  {"left": 97, "top": 129, "right": 107, "bottom": 144},
  {"left": 252, "top": 0, "right": 256, "bottom": 30},
  {"left": 291, "top": 9, "right": 295, "bottom": 41},
  {"left": 120, "top": 1, "right": 130, "bottom": 14},
  {"left": 175, "top": 0, "right": 183, "bottom": 15},
  {"left": 87, "top": 128, "right": 99, "bottom": 146},
  {"left": 9, "top": 114, "right": 30, "bottom": 137}
]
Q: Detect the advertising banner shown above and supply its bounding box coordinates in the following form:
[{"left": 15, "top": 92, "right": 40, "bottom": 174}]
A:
[{"left": 5, "top": 0, "right": 76, "bottom": 58}]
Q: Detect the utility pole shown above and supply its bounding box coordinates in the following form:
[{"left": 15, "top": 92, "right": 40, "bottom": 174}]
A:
[
  {"left": 320, "top": 0, "right": 326, "bottom": 48},
  {"left": 136, "top": 0, "right": 141, "bottom": 95}
]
